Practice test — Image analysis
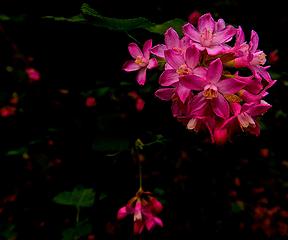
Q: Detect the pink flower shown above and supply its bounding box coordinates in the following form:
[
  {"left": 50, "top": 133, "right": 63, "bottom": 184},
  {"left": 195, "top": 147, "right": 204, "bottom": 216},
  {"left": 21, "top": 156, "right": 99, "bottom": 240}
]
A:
[
  {"left": 268, "top": 49, "right": 279, "bottom": 64},
  {"left": 221, "top": 101, "right": 271, "bottom": 137},
  {"left": 128, "top": 91, "right": 145, "bottom": 111},
  {"left": 123, "top": 39, "right": 158, "bottom": 85},
  {"left": 117, "top": 189, "right": 163, "bottom": 235},
  {"left": 85, "top": 96, "right": 96, "bottom": 107},
  {"left": 188, "top": 11, "right": 201, "bottom": 25},
  {"left": 159, "top": 45, "right": 205, "bottom": 103},
  {"left": 151, "top": 27, "right": 191, "bottom": 58},
  {"left": 183, "top": 13, "right": 236, "bottom": 55},
  {"left": 181, "top": 58, "right": 247, "bottom": 119},
  {"left": 0, "top": 106, "right": 16, "bottom": 117},
  {"left": 233, "top": 29, "right": 272, "bottom": 82},
  {"left": 26, "top": 67, "right": 41, "bottom": 81}
]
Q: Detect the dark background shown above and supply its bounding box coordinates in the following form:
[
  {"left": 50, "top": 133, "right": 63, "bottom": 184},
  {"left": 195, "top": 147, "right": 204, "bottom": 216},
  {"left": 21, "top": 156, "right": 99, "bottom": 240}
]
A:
[{"left": 0, "top": 0, "right": 287, "bottom": 239}]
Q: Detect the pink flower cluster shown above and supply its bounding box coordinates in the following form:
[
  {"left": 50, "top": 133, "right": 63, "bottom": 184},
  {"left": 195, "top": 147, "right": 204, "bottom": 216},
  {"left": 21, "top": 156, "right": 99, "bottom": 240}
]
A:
[
  {"left": 117, "top": 189, "right": 163, "bottom": 234},
  {"left": 123, "top": 13, "right": 276, "bottom": 143}
]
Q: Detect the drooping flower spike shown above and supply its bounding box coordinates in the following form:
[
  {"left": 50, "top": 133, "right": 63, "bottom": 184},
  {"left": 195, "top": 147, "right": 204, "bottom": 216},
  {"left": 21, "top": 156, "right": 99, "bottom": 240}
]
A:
[{"left": 117, "top": 189, "right": 163, "bottom": 234}]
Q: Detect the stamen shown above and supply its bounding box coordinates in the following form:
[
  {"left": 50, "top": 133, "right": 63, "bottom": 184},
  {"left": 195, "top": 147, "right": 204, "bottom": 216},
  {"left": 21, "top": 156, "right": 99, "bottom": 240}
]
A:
[
  {"left": 176, "top": 64, "right": 192, "bottom": 76},
  {"left": 135, "top": 56, "right": 147, "bottom": 67},
  {"left": 203, "top": 85, "right": 218, "bottom": 99}
]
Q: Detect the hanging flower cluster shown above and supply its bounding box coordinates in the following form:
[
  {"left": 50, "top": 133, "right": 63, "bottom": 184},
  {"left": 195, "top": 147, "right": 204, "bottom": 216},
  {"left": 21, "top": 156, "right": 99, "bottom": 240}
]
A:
[
  {"left": 123, "top": 13, "right": 276, "bottom": 143},
  {"left": 117, "top": 188, "right": 163, "bottom": 234}
]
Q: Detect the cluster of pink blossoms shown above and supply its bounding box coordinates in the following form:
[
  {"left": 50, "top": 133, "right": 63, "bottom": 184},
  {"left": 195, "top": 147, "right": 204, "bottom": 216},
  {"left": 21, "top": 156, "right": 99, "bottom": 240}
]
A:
[
  {"left": 123, "top": 13, "right": 276, "bottom": 143},
  {"left": 117, "top": 189, "right": 163, "bottom": 234}
]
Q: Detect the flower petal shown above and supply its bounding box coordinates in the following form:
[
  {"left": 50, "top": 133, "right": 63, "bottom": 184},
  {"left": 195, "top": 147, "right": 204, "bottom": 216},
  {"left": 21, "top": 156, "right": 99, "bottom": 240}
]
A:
[
  {"left": 136, "top": 68, "right": 147, "bottom": 85},
  {"left": 123, "top": 60, "right": 141, "bottom": 72},
  {"left": 193, "top": 66, "right": 207, "bottom": 78},
  {"left": 247, "top": 121, "right": 260, "bottom": 136},
  {"left": 221, "top": 115, "right": 238, "bottom": 130},
  {"left": 159, "top": 70, "right": 179, "bottom": 86},
  {"left": 230, "top": 102, "right": 242, "bottom": 115},
  {"left": 235, "top": 26, "right": 245, "bottom": 46},
  {"left": 134, "top": 220, "right": 144, "bottom": 235},
  {"left": 164, "top": 49, "right": 185, "bottom": 69},
  {"left": 211, "top": 94, "right": 230, "bottom": 119},
  {"left": 217, "top": 78, "right": 247, "bottom": 94},
  {"left": 185, "top": 45, "right": 200, "bottom": 69},
  {"left": 183, "top": 23, "right": 200, "bottom": 42},
  {"left": 206, "top": 45, "right": 230, "bottom": 55},
  {"left": 190, "top": 92, "right": 208, "bottom": 116},
  {"left": 207, "top": 58, "right": 223, "bottom": 83},
  {"left": 215, "top": 18, "right": 225, "bottom": 31},
  {"left": 143, "top": 39, "right": 152, "bottom": 59},
  {"left": 155, "top": 88, "right": 174, "bottom": 101},
  {"left": 247, "top": 101, "right": 272, "bottom": 116},
  {"left": 198, "top": 13, "right": 215, "bottom": 33},
  {"left": 149, "top": 197, "right": 163, "bottom": 213},
  {"left": 239, "top": 90, "right": 263, "bottom": 102},
  {"left": 176, "top": 83, "right": 191, "bottom": 103},
  {"left": 128, "top": 43, "right": 143, "bottom": 59},
  {"left": 147, "top": 58, "right": 158, "bottom": 69},
  {"left": 249, "top": 30, "right": 259, "bottom": 53},
  {"left": 165, "top": 27, "right": 180, "bottom": 48},
  {"left": 117, "top": 206, "right": 129, "bottom": 220},
  {"left": 212, "top": 25, "right": 236, "bottom": 44},
  {"left": 151, "top": 44, "right": 166, "bottom": 58},
  {"left": 180, "top": 74, "right": 207, "bottom": 90}
]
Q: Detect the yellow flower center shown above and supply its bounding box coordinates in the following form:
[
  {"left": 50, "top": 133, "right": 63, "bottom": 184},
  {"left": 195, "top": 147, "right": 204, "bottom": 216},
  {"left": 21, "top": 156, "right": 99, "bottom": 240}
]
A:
[
  {"left": 224, "top": 94, "right": 242, "bottom": 103},
  {"left": 200, "top": 28, "right": 213, "bottom": 47},
  {"left": 203, "top": 85, "right": 218, "bottom": 99},
  {"left": 135, "top": 56, "right": 147, "bottom": 67},
  {"left": 237, "top": 112, "right": 256, "bottom": 129},
  {"left": 176, "top": 64, "right": 191, "bottom": 76},
  {"left": 251, "top": 52, "right": 266, "bottom": 66}
]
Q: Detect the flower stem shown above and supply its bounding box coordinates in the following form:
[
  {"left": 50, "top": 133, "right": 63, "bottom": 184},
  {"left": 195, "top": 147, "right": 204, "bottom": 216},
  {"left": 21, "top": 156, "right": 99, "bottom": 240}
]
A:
[{"left": 139, "top": 162, "right": 142, "bottom": 191}]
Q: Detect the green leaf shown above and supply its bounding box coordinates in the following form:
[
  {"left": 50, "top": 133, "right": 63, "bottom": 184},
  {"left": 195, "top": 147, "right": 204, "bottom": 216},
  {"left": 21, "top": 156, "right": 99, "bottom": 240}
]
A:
[
  {"left": 62, "top": 221, "right": 92, "bottom": 240},
  {"left": 43, "top": 3, "right": 185, "bottom": 35},
  {"left": 6, "top": 147, "right": 28, "bottom": 156},
  {"left": 146, "top": 18, "right": 185, "bottom": 35},
  {"left": 42, "top": 15, "right": 86, "bottom": 23},
  {"left": 53, "top": 187, "right": 95, "bottom": 208},
  {"left": 0, "top": 14, "right": 26, "bottom": 22},
  {"left": 275, "top": 110, "right": 287, "bottom": 118},
  {"left": 80, "top": 3, "right": 153, "bottom": 31},
  {"left": 94, "top": 87, "right": 110, "bottom": 97}
]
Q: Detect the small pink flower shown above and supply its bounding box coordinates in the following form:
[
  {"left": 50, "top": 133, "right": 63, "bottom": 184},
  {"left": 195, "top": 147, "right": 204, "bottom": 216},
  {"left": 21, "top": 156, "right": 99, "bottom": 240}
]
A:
[
  {"left": 188, "top": 11, "right": 201, "bottom": 25},
  {"left": 117, "top": 189, "right": 163, "bottom": 235},
  {"left": 136, "top": 98, "right": 145, "bottom": 112},
  {"left": 128, "top": 91, "right": 145, "bottom": 111},
  {"left": 26, "top": 67, "right": 41, "bottom": 81},
  {"left": 268, "top": 49, "right": 279, "bottom": 64},
  {"left": 233, "top": 29, "right": 272, "bottom": 82},
  {"left": 151, "top": 27, "right": 191, "bottom": 58},
  {"left": 183, "top": 13, "right": 236, "bottom": 55},
  {"left": 123, "top": 40, "right": 158, "bottom": 85},
  {"left": 221, "top": 101, "right": 271, "bottom": 137},
  {"left": 85, "top": 96, "right": 96, "bottom": 107},
  {"left": 159, "top": 45, "right": 205, "bottom": 103},
  {"left": 0, "top": 106, "right": 16, "bottom": 117},
  {"left": 213, "top": 127, "right": 228, "bottom": 145}
]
